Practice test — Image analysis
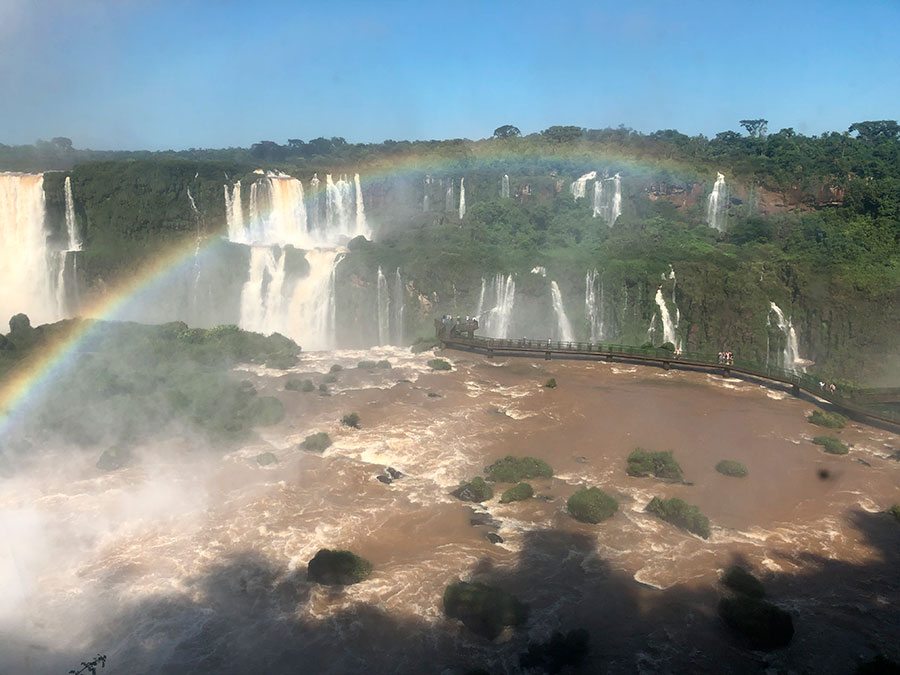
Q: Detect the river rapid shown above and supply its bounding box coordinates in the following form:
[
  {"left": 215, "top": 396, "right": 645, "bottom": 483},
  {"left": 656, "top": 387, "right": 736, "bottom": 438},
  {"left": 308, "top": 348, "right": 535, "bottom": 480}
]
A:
[{"left": 2, "top": 348, "right": 899, "bottom": 673}]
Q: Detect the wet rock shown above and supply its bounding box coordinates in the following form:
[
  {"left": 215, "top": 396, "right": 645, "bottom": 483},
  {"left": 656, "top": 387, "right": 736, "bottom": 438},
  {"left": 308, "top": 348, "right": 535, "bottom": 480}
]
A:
[
  {"left": 575, "top": 456, "right": 587, "bottom": 464},
  {"left": 96, "top": 445, "right": 132, "bottom": 471},
  {"left": 485, "top": 532, "right": 504, "bottom": 544},
  {"left": 427, "top": 392, "right": 442, "bottom": 398},
  {"left": 307, "top": 549, "right": 372, "bottom": 585},
  {"left": 452, "top": 477, "right": 493, "bottom": 502},
  {"left": 255, "top": 452, "right": 278, "bottom": 466},
  {"left": 856, "top": 458, "right": 872, "bottom": 467},
  {"left": 469, "top": 512, "right": 501, "bottom": 528},
  {"left": 386, "top": 466, "right": 404, "bottom": 479},
  {"left": 376, "top": 475, "right": 393, "bottom": 484}
]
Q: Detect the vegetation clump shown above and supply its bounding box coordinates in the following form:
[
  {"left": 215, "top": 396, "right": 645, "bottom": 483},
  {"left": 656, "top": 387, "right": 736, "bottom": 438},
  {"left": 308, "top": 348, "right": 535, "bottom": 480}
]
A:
[
  {"left": 567, "top": 487, "right": 618, "bottom": 523},
  {"left": 427, "top": 358, "right": 452, "bottom": 371},
  {"left": 721, "top": 565, "right": 765, "bottom": 599},
  {"left": 376, "top": 359, "right": 392, "bottom": 369},
  {"left": 329, "top": 364, "right": 343, "bottom": 373},
  {"left": 543, "top": 378, "right": 557, "bottom": 388},
  {"left": 323, "top": 373, "right": 337, "bottom": 383},
  {"left": 812, "top": 435, "right": 849, "bottom": 454},
  {"left": 626, "top": 448, "right": 683, "bottom": 480},
  {"left": 645, "top": 496, "right": 710, "bottom": 538},
  {"left": 341, "top": 412, "right": 360, "bottom": 428},
  {"left": 452, "top": 477, "right": 493, "bottom": 502},
  {"left": 718, "top": 596, "right": 794, "bottom": 650},
  {"left": 307, "top": 549, "right": 372, "bottom": 585},
  {"left": 411, "top": 336, "right": 441, "bottom": 353},
  {"left": 487, "top": 455, "right": 553, "bottom": 483},
  {"left": 715, "top": 460, "right": 748, "bottom": 477},
  {"left": 443, "top": 581, "right": 528, "bottom": 640},
  {"left": 808, "top": 410, "right": 847, "bottom": 429},
  {"left": 889, "top": 504, "right": 900, "bottom": 523},
  {"left": 357, "top": 360, "right": 378, "bottom": 369},
  {"left": 500, "top": 482, "right": 534, "bottom": 504},
  {"left": 255, "top": 451, "right": 278, "bottom": 466},
  {"left": 300, "top": 432, "right": 332, "bottom": 453},
  {"left": 284, "top": 378, "right": 313, "bottom": 392}
]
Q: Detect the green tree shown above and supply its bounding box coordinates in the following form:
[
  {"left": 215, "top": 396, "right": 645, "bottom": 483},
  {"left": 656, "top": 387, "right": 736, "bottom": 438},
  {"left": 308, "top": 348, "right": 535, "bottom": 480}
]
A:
[
  {"left": 739, "top": 119, "right": 768, "bottom": 137},
  {"left": 493, "top": 124, "right": 521, "bottom": 139},
  {"left": 848, "top": 120, "right": 900, "bottom": 142}
]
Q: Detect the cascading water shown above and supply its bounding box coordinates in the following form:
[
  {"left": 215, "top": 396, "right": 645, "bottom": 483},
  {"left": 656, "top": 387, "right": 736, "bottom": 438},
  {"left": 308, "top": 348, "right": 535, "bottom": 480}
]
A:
[
  {"left": 64, "top": 176, "right": 81, "bottom": 252},
  {"left": 610, "top": 174, "right": 622, "bottom": 225},
  {"left": 354, "top": 173, "right": 367, "bottom": 235},
  {"left": 769, "top": 301, "right": 801, "bottom": 370},
  {"left": 423, "top": 177, "right": 430, "bottom": 212},
  {"left": 224, "top": 181, "right": 245, "bottom": 242},
  {"left": 550, "top": 281, "right": 575, "bottom": 343},
  {"left": 585, "top": 269, "right": 605, "bottom": 341},
  {"left": 593, "top": 174, "right": 622, "bottom": 226},
  {"left": 376, "top": 266, "right": 390, "bottom": 345},
  {"left": 653, "top": 287, "right": 678, "bottom": 347},
  {"left": 592, "top": 180, "right": 603, "bottom": 219},
  {"left": 501, "top": 174, "right": 510, "bottom": 199},
  {"left": 393, "top": 268, "right": 405, "bottom": 345},
  {"left": 481, "top": 274, "right": 516, "bottom": 339},
  {"left": 570, "top": 171, "right": 597, "bottom": 200},
  {"left": 309, "top": 173, "right": 321, "bottom": 231},
  {"left": 0, "top": 172, "right": 60, "bottom": 325},
  {"left": 444, "top": 181, "right": 453, "bottom": 212},
  {"left": 706, "top": 172, "right": 729, "bottom": 232},
  {"left": 458, "top": 178, "right": 466, "bottom": 219},
  {"left": 475, "top": 278, "right": 487, "bottom": 320}
]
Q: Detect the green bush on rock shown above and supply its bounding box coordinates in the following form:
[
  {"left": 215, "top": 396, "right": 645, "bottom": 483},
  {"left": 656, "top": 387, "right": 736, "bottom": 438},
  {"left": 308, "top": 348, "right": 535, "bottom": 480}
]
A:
[
  {"left": 284, "top": 379, "right": 312, "bottom": 392},
  {"left": 716, "top": 460, "right": 748, "bottom": 477},
  {"left": 427, "top": 358, "right": 452, "bottom": 371},
  {"left": 567, "top": 487, "right": 618, "bottom": 523},
  {"left": 718, "top": 596, "right": 794, "bottom": 650},
  {"left": 487, "top": 455, "right": 553, "bottom": 483},
  {"left": 645, "top": 496, "right": 710, "bottom": 538},
  {"left": 255, "top": 451, "right": 278, "bottom": 466},
  {"left": 307, "top": 549, "right": 372, "bottom": 585},
  {"left": 626, "top": 448, "right": 684, "bottom": 480},
  {"left": 323, "top": 373, "right": 337, "bottom": 383},
  {"left": 411, "top": 336, "right": 441, "bottom": 353},
  {"left": 812, "top": 435, "right": 849, "bottom": 454},
  {"left": 329, "top": 364, "right": 343, "bottom": 373},
  {"left": 452, "top": 477, "right": 493, "bottom": 502},
  {"left": 376, "top": 359, "right": 392, "bottom": 369},
  {"left": 341, "top": 412, "right": 360, "bottom": 428},
  {"left": 543, "top": 378, "right": 557, "bottom": 389},
  {"left": 721, "top": 565, "right": 765, "bottom": 599},
  {"left": 889, "top": 504, "right": 900, "bottom": 523},
  {"left": 443, "top": 581, "right": 528, "bottom": 640},
  {"left": 809, "top": 410, "right": 847, "bottom": 429},
  {"left": 357, "top": 360, "right": 377, "bottom": 369},
  {"left": 300, "top": 432, "right": 332, "bottom": 453},
  {"left": 500, "top": 482, "right": 534, "bottom": 503}
]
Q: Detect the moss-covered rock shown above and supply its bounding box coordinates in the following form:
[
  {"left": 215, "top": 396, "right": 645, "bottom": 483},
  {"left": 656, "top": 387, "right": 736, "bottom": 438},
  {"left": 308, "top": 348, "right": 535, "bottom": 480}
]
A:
[
  {"left": 357, "top": 360, "right": 377, "bottom": 369},
  {"left": 543, "top": 378, "right": 557, "bottom": 388},
  {"left": 567, "top": 487, "right": 618, "bottom": 523},
  {"left": 329, "top": 364, "right": 343, "bottom": 373},
  {"left": 265, "top": 352, "right": 298, "bottom": 370},
  {"left": 812, "top": 435, "right": 849, "bottom": 454},
  {"left": 889, "top": 504, "right": 900, "bottom": 523},
  {"left": 718, "top": 596, "right": 794, "bottom": 650},
  {"left": 341, "top": 412, "right": 360, "bottom": 428},
  {"left": 284, "top": 378, "right": 311, "bottom": 391},
  {"left": 443, "top": 581, "right": 528, "bottom": 640},
  {"left": 809, "top": 410, "right": 847, "bottom": 429},
  {"left": 645, "top": 496, "right": 710, "bottom": 538},
  {"left": 715, "top": 460, "right": 748, "bottom": 477},
  {"left": 487, "top": 455, "right": 553, "bottom": 483},
  {"left": 300, "top": 432, "right": 332, "bottom": 453},
  {"left": 323, "top": 373, "right": 337, "bottom": 383},
  {"left": 427, "top": 358, "right": 452, "bottom": 371},
  {"left": 626, "top": 448, "right": 684, "bottom": 480},
  {"left": 500, "top": 482, "right": 534, "bottom": 503},
  {"left": 307, "top": 549, "right": 372, "bottom": 585},
  {"left": 721, "top": 565, "right": 765, "bottom": 599},
  {"left": 376, "top": 359, "right": 392, "bottom": 369},
  {"left": 255, "top": 451, "right": 278, "bottom": 466},
  {"left": 452, "top": 477, "right": 494, "bottom": 502},
  {"left": 411, "top": 336, "right": 440, "bottom": 353}
]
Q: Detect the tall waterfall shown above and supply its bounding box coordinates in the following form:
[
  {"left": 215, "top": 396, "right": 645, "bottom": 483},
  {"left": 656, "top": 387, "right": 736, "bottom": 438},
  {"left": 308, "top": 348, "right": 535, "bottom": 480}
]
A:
[
  {"left": 585, "top": 269, "right": 605, "bottom": 341},
  {"left": 610, "top": 174, "right": 622, "bottom": 226},
  {"left": 423, "top": 177, "right": 430, "bottom": 212},
  {"left": 652, "top": 287, "right": 678, "bottom": 347},
  {"left": 376, "top": 266, "right": 390, "bottom": 345},
  {"left": 769, "top": 302, "right": 801, "bottom": 369},
  {"left": 591, "top": 180, "right": 603, "bottom": 219},
  {"left": 393, "top": 268, "right": 405, "bottom": 344},
  {"left": 501, "top": 174, "right": 510, "bottom": 199},
  {"left": 64, "top": 176, "right": 81, "bottom": 251},
  {"left": 224, "top": 181, "right": 245, "bottom": 242},
  {"left": 354, "top": 173, "right": 367, "bottom": 235},
  {"left": 592, "top": 174, "right": 621, "bottom": 226},
  {"left": 550, "top": 281, "right": 575, "bottom": 342},
  {"left": 309, "top": 173, "right": 321, "bottom": 231},
  {"left": 0, "top": 172, "right": 60, "bottom": 325},
  {"left": 458, "top": 178, "right": 466, "bottom": 219},
  {"left": 570, "top": 171, "right": 597, "bottom": 200},
  {"left": 706, "top": 172, "right": 729, "bottom": 232},
  {"left": 480, "top": 274, "right": 516, "bottom": 339},
  {"left": 445, "top": 181, "right": 453, "bottom": 212}
]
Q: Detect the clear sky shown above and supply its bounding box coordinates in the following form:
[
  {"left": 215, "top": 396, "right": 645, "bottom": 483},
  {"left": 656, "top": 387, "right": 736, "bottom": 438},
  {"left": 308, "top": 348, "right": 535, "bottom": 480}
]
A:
[{"left": 1, "top": 0, "right": 897, "bottom": 151}]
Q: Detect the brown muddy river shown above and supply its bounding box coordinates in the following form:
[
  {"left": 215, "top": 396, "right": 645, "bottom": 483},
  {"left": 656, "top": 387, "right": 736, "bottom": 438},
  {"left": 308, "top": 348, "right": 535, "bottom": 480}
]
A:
[{"left": 3, "top": 348, "right": 899, "bottom": 673}]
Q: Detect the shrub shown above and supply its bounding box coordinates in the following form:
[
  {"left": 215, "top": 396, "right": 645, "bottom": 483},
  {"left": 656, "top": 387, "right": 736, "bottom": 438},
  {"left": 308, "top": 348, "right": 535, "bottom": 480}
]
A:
[
  {"left": 889, "top": 504, "right": 900, "bottom": 523},
  {"left": 721, "top": 565, "right": 765, "bottom": 598},
  {"left": 341, "top": 412, "right": 360, "bottom": 428},
  {"left": 284, "top": 379, "right": 306, "bottom": 391},
  {"left": 323, "top": 373, "right": 337, "bottom": 383},
  {"left": 716, "top": 460, "right": 748, "bottom": 477},
  {"left": 318, "top": 383, "right": 329, "bottom": 394},
  {"left": 307, "top": 549, "right": 372, "bottom": 585},
  {"left": 301, "top": 379, "right": 315, "bottom": 392},
  {"left": 659, "top": 341, "right": 675, "bottom": 352},
  {"left": 300, "top": 432, "right": 332, "bottom": 453},
  {"left": 808, "top": 410, "right": 847, "bottom": 429},
  {"left": 427, "top": 358, "right": 452, "bottom": 371},
  {"left": 255, "top": 451, "right": 278, "bottom": 465},
  {"left": 376, "top": 359, "right": 392, "bottom": 369},
  {"left": 567, "top": 487, "right": 618, "bottom": 523},
  {"left": 626, "top": 448, "right": 683, "bottom": 480},
  {"left": 645, "top": 496, "right": 710, "bottom": 538},
  {"left": 718, "top": 596, "right": 794, "bottom": 650},
  {"left": 812, "top": 435, "right": 849, "bottom": 455},
  {"left": 357, "top": 360, "right": 377, "bottom": 369},
  {"left": 443, "top": 582, "right": 528, "bottom": 640},
  {"left": 265, "top": 352, "right": 298, "bottom": 370},
  {"left": 488, "top": 455, "right": 553, "bottom": 483},
  {"left": 543, "top": 378, "right": 557, "bottom": 388},
  {"left": 500, "top": 482, "right": 534, "bottom": 503},
  {"left": 452, "top": 476, "right": 493, "bottom": 502},
  {"left": 411, "top": 336, "right": 441, "bottom": 353},
  {"left": 329, "top": 364, "right": 343, "bottom": 373}
]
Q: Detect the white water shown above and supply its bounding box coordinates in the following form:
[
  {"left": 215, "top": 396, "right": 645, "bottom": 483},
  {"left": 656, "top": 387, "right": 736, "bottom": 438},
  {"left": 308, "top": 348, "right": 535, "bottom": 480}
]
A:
[
  {"left": 550, "top": 280, "right": 575, "bottom": 342},
  {"left": 706, "top": 172, "right": 729, "bottom": 231},
  {"left": 501, "top": 174, "right": 510, "bottom": 199},
  {"left": 480, "top": 274, "right": 516, "bottom": 339},
  {"left": 354, "top": 173, "right": 367, "bottom": 236},
  {"left": 593, "top": 174, "right": 622, "bottom": 226},
  {"left": 285, "top": 250, "right": 344, "bottom": 351},
  {"left": 769, "top": 301, "right": 801, "bottom": 369},
  {"left": 610, "top": 174, "right": 622, "bottom": 226},
  {"left": 393, "top": 268, "right": 405, "bottom": 345},
  {"left": 458, "top": 177, "right": 466, "bottom": 219},
  {"left": 591, "top": 179, "right": 603, "bottom": 218},
  {"left": 585, "top": 269, "right": 604, "bottom": 341},
  {"left": 224, "top": 181, "right": 244, "bottom": 242},
  {"left": 444, "top": 181, "right": 453, "bottom": 212},
  {"left": 652, "top": 287, "right": 679, "bottom": 348},
  {"left": 570, "top": 171, "right": 597, "bottom": 200},
  {"left": 63, "top": 176, "right": 81, "bottom": 251},
  {"left": 0, "top": 173, "right": 59, "bottom": 325},
  {"left": 376, "top": 266, "right": 390, "bottom": 345}
]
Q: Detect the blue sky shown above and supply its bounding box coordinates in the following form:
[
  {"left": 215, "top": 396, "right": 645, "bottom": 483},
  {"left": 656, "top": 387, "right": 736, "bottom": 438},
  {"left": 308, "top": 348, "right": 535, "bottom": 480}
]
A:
[{"left": 1, "top": 0, "right": 897, "bottom": 150}]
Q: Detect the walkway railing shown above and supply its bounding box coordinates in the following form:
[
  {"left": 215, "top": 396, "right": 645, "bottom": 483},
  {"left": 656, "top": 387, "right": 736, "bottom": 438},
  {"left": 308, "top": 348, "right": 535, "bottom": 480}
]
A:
[{"left": 440, "top": 334, "right": 900, "bottom": 428}]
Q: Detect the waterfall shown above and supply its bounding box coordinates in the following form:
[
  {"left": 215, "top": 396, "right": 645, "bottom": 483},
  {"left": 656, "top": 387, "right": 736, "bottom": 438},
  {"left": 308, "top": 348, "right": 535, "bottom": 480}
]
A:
[
  {"left": 393, "top": 267, "right": 405, "bottom": 344},
  {"left": 570, "top": 171, "right": 597, "bottom": 200},
  {"left": 653, "top": 287, "right": 678, "bottom": 347},
  {"left": 769, "top": 301, "right": 801, "bottom": 369},
  {"left": 0, "top": 172, "right": 60, "bottom": 325},
  {"left": 585, "top": 269, "right": 604, "bottom": 341},
  {"left": 376, "top": 266, "right": 390, "bottom": 345},
  {"left": 501, "top": 174, "right": 510, "bottom": 199},
  {"left": 445, "top": 181, "right": 453, "bottom": 212},
  {"left": 224, "top": 181, "right": 245, "bottom": 242},
  {"left": 326, "top": 174, "right": 351, "bottom": 236},
  {"left": 475, "top": 278, "right": 487, "bottom": 320},
  {"left": 64, "top": 176, "right": 81, "bottom": 251},
  {"left": 610, "top": 174, "right": 622, "bottom": 226},
  {"left": 550, "top": 281, "right": 575, "bottom": 342},
  {"left": 592, "top": 174, "right": 621, "bottom": 226},
  {"left": 592, "top": 180, "right": 603, "bottom": 218},
  {"left": 458, "top": 178, "right": 466, "bottom": 219},
  {"left": 481, "top": 274, "right": 516, "bottom": 339},
  {"left": 286, "top": 250, "right": 344, "bottom": 351},
  {"left": 354, "top": 173, "right": 367, "bottom": 237},
  {"left": 309, "top": 173, "right": 321, "bottom": 232},
  {"left": 707, "top": 172, "right": 729, "bottom": 232},
  {"left": 423, "top": 177, "right": 430, "bottom": 212}
]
